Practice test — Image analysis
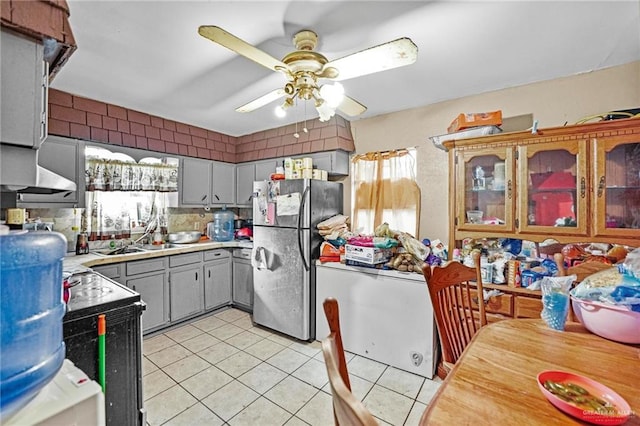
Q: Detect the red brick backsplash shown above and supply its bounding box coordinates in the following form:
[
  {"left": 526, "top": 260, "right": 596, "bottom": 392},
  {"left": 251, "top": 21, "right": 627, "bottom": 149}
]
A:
[{"left": 48, "top": 88, "right": 355, "bottom": 163}]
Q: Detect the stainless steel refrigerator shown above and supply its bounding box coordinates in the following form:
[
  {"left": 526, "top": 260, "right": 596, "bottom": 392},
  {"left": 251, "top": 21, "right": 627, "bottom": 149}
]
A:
[{"left": 252, "top": 179, "right": 343, "bottom": 341}]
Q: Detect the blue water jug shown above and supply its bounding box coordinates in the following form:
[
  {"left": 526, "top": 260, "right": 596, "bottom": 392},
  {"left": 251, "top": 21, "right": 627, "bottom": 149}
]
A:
[
  {"left": 0, "top": 230, "right": 67, "bottom": 420},
  {"left": 212, "top": 207, "right": 234, "bottom": 242}
]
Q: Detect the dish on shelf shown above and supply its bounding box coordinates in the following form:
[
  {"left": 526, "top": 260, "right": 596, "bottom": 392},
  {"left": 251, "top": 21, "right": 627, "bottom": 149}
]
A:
[{"left": 536, "top": 370, "right": 630, "bottom": 425}]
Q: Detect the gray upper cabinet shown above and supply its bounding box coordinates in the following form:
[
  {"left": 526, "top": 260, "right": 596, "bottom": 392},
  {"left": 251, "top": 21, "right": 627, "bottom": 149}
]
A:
[
  {"left": 180, "top": 157, "right": 212, "bottom": 207},
  {"left": 211, "top": 161, "right": 235, "bottom": 205},
  {"left": 309, "top": 150, "right": 350, "bottom": 176},
  {"left": 255, "top": 158, "right": 281, "bottom": 181},
  {"left": 18, "top": 136, "right": 83, "bottom": 206},
  {"left": 0, "top": 29, "right": 48, "bottom": 148},
  {"left": 180, "top": 157, "right": 235, "bottom": 207},
  {"left": 235, "top": 163, "right": 255, "bottom": 206}
]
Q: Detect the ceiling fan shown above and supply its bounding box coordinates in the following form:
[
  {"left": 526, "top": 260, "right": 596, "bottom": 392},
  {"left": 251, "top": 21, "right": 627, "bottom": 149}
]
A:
[{"left": 198, "top": 26, "right": 418, "bottom": 122}]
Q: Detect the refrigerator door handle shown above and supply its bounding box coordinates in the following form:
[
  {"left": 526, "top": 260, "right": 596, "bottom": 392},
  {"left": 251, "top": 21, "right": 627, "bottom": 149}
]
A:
[
  {"left": 297, "top": 185, "right": 310, "bottom": 271},
  {"left": 252, "top": 246, "right": 269, "bottom": 270}
]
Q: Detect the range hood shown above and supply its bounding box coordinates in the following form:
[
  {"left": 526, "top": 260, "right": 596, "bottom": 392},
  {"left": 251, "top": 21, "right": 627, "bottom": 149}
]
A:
[{"left": 0, "top": 144, "right": 76, "bottom": 194}]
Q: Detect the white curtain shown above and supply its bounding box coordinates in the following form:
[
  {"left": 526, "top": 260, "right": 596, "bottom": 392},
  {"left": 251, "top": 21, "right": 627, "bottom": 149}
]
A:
[
  {"left": 351, "top": 148, "right": 420, "bottom": 236},
  {"left": 84, "top": 191, "right": 170, "bottom": 241}
]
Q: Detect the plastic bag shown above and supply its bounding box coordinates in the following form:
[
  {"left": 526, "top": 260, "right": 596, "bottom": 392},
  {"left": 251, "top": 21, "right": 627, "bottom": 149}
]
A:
[
  {"left": 540, "top": 275, "right": 576, "bottom": 331},
  {"left": 621, "top": 247, "right": 640, "bottom": 282},
  {"left": 373, "top": 222, "right": 400, "bottom": 239},
  {"left": 396, "top": 232, "right": 430, "bottom": 262}
]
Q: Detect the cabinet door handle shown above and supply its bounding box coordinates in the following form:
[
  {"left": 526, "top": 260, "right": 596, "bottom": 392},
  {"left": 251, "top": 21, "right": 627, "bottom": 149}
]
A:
[
  {"left": 580, "top": 177, "right": 586, "bottom": 198},
  {"left": 214, "top": 194, "right": 220, "bottom": 201},
  {"left": 507, "top": 180, "right": 512, "bottom": 199},
  {"left": 208, "top": 270, "right": 211, "bottom": 278},
  {"left": 597, "top": 175, "right": 605, "bottom": 198},
  {"left": 195, "top": 272, "right": 198, "bottom": 281},
  {"left": 201, "top": 195, "right": 207, "bottom": 202}
]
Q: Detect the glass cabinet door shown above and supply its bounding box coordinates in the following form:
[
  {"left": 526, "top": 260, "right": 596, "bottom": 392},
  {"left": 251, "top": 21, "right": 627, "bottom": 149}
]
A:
[
  {"left": 593, "top": 136, "right": 640, "bottom": 238},
  {"left": 517, "top": 140, "right": 588, "bottom": 236},
  {"left": 455, "top": 147, "right": 515, "bottom": 232}
]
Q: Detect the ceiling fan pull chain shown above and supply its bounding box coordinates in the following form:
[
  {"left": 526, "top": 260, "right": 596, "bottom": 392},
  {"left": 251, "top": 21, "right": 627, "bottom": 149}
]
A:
[
  {"left": 303, "top": 101, "right": 308, "bottom": 134},
  {"left": 294, "top": 98, "right": 300, "bottom": 139}
]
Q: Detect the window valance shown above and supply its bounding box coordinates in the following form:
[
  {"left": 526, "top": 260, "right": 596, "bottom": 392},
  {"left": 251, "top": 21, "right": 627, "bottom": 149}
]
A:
[{"left": 85, "top": 157, "right": 178, "bottom": 192}]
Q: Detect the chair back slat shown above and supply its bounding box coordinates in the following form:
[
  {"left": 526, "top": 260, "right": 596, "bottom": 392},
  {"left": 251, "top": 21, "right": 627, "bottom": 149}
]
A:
[
  {"left": 322, "top": 336, "right": 379, "bottom": 426},
  {"left": 422, "top": 251, "right": 486, "bottom": 366},
  {"left": 322, "top": 298, "right": 378, "bottom": 426},
  {"left": 323, "top": 298, "right": 351, "bottom": 391}
]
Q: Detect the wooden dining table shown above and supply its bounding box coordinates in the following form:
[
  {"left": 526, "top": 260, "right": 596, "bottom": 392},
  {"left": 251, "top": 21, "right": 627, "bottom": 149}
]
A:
[{"left": 421, "top": 319, "right": 640, "bottom": 425}]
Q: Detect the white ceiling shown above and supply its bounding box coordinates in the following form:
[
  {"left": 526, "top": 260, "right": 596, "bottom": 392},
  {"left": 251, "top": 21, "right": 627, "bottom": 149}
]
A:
[{"left": 51, "top": 1, "right": 640, "bottom": 137}]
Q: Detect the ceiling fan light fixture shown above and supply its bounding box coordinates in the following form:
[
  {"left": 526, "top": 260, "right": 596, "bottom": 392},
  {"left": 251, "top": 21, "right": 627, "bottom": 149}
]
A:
[
  {"left": 274, "top": 104, "right": 287, "bottom": 118},
  {"left": 202, "top": 26, "right": 417, "bottom": 123},
  {"left": 315, "top": 99, "right": 335, "bottom": 122},
  {"left": 319, "top": 82, "right": 344, "bottom": 108}
]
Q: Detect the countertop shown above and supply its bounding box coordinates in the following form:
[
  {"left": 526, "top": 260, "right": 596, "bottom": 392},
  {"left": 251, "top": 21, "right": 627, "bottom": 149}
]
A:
[
  {"left": 64, "top": 239, "right": 253, "bottom": 271},
  {"left": 315, "top": 260, "right": 426, "bottom": 282}
]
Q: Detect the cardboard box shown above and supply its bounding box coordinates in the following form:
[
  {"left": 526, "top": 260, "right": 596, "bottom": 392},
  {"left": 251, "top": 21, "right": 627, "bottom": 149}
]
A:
[
  {"left": 344, "top": 244, "right": 392, "bottom": 265},
  {"left": 448, "top": 110, "right": 503, "bottom": 133}
]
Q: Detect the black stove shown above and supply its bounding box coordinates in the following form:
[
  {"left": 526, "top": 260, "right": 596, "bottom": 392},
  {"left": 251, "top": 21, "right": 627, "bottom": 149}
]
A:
[
  {"left": 65, "top": 272, "right": 140, "bottom": 319},
  {"left": 62, "top": 271, "right": 145, "bottom": 425}
]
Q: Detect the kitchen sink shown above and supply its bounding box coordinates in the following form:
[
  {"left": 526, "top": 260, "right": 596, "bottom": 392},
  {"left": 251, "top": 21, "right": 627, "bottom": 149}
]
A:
[
  {"left": 139, "top": 243, "right": 193, "bottom": 250},
  {"left": 92, "top": 246, "right": 149, "bottom": 256}
]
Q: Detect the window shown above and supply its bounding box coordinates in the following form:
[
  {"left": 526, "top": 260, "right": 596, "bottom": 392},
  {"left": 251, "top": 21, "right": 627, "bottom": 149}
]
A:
[
  {"left": 83, "top": 147, "right": 177, "bottom": 240},
  {"left": 351, "top": 148, "right": 420, "bottom": 236}
]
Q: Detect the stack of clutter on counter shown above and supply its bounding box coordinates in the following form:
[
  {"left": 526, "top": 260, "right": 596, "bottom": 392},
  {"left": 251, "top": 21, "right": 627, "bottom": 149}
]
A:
[
  {"left": 317, "top": 215, "right": 351, "bottom": 262},
  {"left": 316, "top": 219, "right": 449, "bottom": 273},
  {"left": 456, "top": 238, "right": 631, "bottom": 290}
]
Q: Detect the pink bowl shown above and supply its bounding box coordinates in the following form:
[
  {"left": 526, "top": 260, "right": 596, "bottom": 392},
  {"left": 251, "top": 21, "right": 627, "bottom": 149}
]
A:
[
  {"left": 537, "top": 370, "right": 631, "bottom": 425},
  {"left": 571, "top": 296, "right": 640, "bottom": 344}
]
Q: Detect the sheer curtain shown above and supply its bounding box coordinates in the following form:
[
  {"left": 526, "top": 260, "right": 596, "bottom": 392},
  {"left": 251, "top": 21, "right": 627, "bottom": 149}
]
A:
[
  {"left": 351, "top": 148, "right": 420, "bottom": 236},
  {"left": 84, "top": 158, "right": 177, "bottom": 240}
]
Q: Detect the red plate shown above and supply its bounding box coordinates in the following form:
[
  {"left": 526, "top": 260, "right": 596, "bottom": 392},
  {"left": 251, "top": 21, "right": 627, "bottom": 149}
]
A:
[{"left": 537, "top": 370, "right": 631, "bottom": 425}]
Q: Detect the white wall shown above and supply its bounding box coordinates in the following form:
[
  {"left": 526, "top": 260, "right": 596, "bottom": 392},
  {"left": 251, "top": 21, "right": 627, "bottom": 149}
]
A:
[{"left": 345, "top": 61, "right": 640, "bottom": 244}]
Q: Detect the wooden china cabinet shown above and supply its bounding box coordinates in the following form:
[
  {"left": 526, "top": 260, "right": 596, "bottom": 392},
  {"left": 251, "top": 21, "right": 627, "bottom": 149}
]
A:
[{"left": 444, "top": 117, "right": 640, "bottom": 322}]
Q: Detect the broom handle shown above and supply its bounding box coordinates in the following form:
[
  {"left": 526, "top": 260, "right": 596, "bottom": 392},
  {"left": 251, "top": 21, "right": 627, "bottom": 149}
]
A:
[{"left": 98, "top": 314, "right": 106, "bottom": 393}]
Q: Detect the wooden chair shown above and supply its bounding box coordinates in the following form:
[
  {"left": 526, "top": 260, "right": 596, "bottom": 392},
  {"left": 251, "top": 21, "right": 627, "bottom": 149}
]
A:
[
  {"left": 422, "top": 251, "right": 485, "bottom": 378},
  {"left": 322, "top": 298, "right": 378, "bottom": 426}
]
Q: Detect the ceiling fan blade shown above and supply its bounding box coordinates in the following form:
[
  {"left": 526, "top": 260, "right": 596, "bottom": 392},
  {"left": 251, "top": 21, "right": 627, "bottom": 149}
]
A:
[
  {"left": 325, "top": 37, "right": 418, "bottom": 81},
  {"left": 236, "top": 88, "right": 286, "bottom": 113},
  {"left": 198, "top": 26, "right": 289, "bottom": 72},
  {"left": 337, "top": 95, "right": 367, "bottom": 117}
]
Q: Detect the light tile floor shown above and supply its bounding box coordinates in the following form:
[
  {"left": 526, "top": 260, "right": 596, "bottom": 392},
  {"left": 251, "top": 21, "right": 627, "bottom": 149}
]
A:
[{"left": 143, "top": 308, "right": 442, "bottom": 425}]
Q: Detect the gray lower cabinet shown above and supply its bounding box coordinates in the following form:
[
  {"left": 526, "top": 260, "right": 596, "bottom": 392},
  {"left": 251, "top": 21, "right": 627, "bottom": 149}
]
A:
[
  {"left": 203, "top": 250, "right": 232, "bottom": 310},
  {"left": 91, "top": 263, "right": 122, "bottom": 280},
  {"left": 169, "top": 252, "right": 204, "bottom": 322},
  {"left": 232, "top": 248, "right": 253, "bottom": 310},
  {"left": 127, "top": 271, "right": 168, "bottom": 332},
  {"left": 90, "top": 246, "right": 252, "bottom": 333},
  {"left": 98, "top": 257, "right": 169, "bottom": 334},
  {"left": 125, "top": 258, "right": 169, "bottom": 332}
]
